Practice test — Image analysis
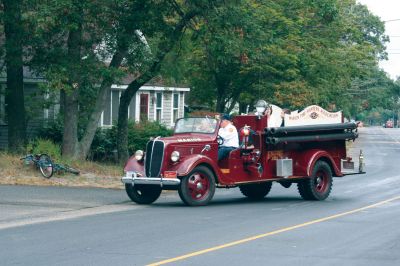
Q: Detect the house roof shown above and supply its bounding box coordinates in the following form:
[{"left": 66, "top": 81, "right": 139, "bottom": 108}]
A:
[
  {"left": 119, "top": 74, "right": 189, "bottom": 89},
  {"left": 111, "top": 84, "right": 190, "bottom": 92}
]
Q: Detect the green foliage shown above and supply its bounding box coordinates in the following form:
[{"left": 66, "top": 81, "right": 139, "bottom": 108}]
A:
[
  {"left": 38, "top": 119, "right": 173, "bottom": 161},
  {"left": 37, "top": 118, "right": 64, "bottom": 144},
  {"left": 89, "top": 128, "right": 116, "bottom": 162},
  {"left": 127, "top": 121, "right": 173, "bottom": 153},
  {"left": 27, "top": 138, "right": 62, "bottom": 161},
  {"left": 175, "top": 0, "right": 394, "bottom": 118},
  {"left": 90, "top": 121, "right": 173, "bottom": 161}
]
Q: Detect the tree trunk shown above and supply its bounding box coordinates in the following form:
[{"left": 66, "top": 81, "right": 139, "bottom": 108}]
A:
[
  {"left": 215, "top": 77, "right": 226, "bottom": 113},
  {"left": 62, "top": 88, "right": 79, "bottom": 157},
  {"left": 78, "top": 47, "right": 127, "bottom": 160},
  {"left": 216, "top": 95, "right": 226, "bottom": 113},
  {"left": 62, "top": 26, "right": 82, "bottom": 158},
  {"left": 3, "top": 0, "right": 26, "bottom": 153}
]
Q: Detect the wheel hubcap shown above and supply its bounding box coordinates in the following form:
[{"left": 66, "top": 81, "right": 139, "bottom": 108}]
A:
[
  {"left": 187, "top": 172, "right": 210, "bottom": 200},
  {"left": 315, "top": 171, "right": 327, "bottom": 193}
]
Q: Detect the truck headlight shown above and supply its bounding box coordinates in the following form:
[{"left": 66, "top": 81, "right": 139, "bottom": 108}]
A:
[
  {"left": 171, "top": 151, "right": 180, "bottom": 162},
  {"left": 134, "top": 150, "right": 144, "bottom": 161}
]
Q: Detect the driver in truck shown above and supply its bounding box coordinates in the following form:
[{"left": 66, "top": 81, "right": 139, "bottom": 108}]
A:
[{"left": 218, "top": 114, "right": 239, "bottom": 160}]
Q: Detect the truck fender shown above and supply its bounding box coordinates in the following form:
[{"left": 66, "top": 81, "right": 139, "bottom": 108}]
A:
[
  {"left": 124, "top": 156, "right": 145, "bottom": 176},
  {"left": 305, "top": 150, "right": 342, "bottom": 177},
  {"left": 172, "top": 154, "right": 220, "bottom": 181}
]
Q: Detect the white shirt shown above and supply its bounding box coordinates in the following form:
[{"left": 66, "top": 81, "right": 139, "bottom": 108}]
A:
[{"left": 218, "top": 123, "right": 239, "bottom": 148}]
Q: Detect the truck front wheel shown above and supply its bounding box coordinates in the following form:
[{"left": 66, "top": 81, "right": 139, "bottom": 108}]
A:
[
  {"left": 178, "top": 166, "right": 216, "bottom": 206},
  {"left": 298, "top": 161, "right": 333, "bottom": 200},
  {"left": 125, "top": 184, "right": 162, "bottom": 204},
  {"left": 239, "top": 182, "right": 272, "bottom": 200}
]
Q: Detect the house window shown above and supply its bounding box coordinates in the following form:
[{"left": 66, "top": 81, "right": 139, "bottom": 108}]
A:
[
  {"left": 102, "top": 90, "right": 112, "bottom": 126},
  {"left": 155, "top": 92, "right": 163, "bottom": 122},
  {"left": 172, "top": 93, "right": 180, "bottom": 124},
  {"left": 43, "top": 92, "right": 49, "bottom": 121},
  {"left": 139, "top": 93, "right": 149, "bottom": 122},
  {"left": 128, "top": 96, "right": 136, "bottom": 120},
  {"left": 111, "top": 90, "right": 120, "bottom": 123},
  {"left": 102, "top": 89, "right": 121, "bottom": 126},
  {"left": 0, "top": 86, "right": 6, "bottom": 125}
]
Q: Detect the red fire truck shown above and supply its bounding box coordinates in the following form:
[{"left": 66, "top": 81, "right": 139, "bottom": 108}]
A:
[{"left": 122, "top": 105, "right": 364, "bottom": 206}]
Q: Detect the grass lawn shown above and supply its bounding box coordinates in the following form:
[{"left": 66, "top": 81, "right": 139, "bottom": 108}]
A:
[{"left": 0, "top": 152, "right": 124, "bottom": 189}]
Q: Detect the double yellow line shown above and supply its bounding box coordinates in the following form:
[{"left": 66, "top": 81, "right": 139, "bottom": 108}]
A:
[{"left": 148, "top": 195, "right": 400, "bottom": 266}]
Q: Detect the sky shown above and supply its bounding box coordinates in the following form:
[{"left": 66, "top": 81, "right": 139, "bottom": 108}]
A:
[{"left": 357, "top": 0, "right": 400, "bottom": 80}]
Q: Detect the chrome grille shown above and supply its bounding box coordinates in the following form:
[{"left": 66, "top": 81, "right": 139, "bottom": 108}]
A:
[{"left": 145, "top": 140, "right": 164, "bottom": 177}]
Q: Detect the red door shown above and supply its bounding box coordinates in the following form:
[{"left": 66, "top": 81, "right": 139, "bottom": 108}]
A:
[{"left": 139, "top": 94, "right": 149, "bottom": 121}]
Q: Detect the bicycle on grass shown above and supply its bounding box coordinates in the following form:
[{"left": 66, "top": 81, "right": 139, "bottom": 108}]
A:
[
  {"left": 20, "top": 154, "right": 54, "bottom": 178},
  {"left": 52, "top": 162, "right": 80, "bottom": 175},
  {"left": 21, "top": 154, "right": 80, "bottom": 178}
]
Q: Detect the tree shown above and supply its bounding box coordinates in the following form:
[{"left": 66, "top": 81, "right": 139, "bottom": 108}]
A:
[
  {"left": 1, "top": 0, "right": 26, "bottom": 153},
  {"left": 182, "top": 0, "right": 388, "bottom": 116},
  {"left": 115, "top": 1, "right": 221, "bottom": 162},
  {"left": 29, "top": 0, "right": 140, "bottom": 159},
  {"left": 182, "top": 0, "right": 298, "bottom": 112},
  {"left": 29, "top": 1, "right": 220, "bottom": 161}
]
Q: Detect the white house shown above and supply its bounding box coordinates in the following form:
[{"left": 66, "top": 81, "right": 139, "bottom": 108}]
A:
[{"left": 101, "top": 84, "right": 189, "bottom": 128}]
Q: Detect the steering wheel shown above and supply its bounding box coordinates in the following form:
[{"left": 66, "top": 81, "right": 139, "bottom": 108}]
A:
[{"left": 217, "top": 135, "right": 224, "bottom": 146}]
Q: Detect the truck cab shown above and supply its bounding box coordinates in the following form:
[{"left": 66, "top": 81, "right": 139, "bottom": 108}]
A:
[{"left": 122, "top": 105, "right": 364, "bottom": 206}]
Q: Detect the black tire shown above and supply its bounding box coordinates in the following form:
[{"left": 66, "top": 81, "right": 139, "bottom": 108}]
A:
[
  {"left": 38, "top": 154, "right": 53, "bottom": 179},
  {"left": 178, "top": 166, "right": 216, "bottom": 206},
  {"left": 125, "top": 184, "right": 162, "bottom": 204},
  {"left": 239, "top": 182, "right": 272, "bottom": 200},
  {"left": 297, "top": 161, "right": 333, "bottom": 201}
]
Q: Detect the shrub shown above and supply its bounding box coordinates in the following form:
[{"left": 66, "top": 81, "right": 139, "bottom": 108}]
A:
[
  {"left": 27, "top": 138, "right": 62, "bottom": 161},
  {"left": 89, "top": 128, "right": 117, "bottom": 161},
  {"left": 89, "top": 121, "right": 173, "bottom": 162},
  {"left": 127, "top": 121, "right": 173, "bottom": 153},
  {"left": 37, "top": 119, "right": 63, "bottom": 144}
]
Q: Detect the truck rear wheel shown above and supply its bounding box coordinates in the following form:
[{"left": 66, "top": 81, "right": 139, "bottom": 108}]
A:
[
  {"left": 178, "top": 166, "right": 216, "bottom": 206},
  {"left": 239, "top": 182, "right": 272, "bottom": 200},
  {"left": 125, "top": 184, "right": 162, "bottom": 204},
  {"left": 298, "top": 161, "right": 333, "bottom": 200}
]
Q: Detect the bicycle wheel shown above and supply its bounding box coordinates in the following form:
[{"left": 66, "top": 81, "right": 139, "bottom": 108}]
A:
[{"left": 38, "top": 154, "right": 54, "bottom": 179}]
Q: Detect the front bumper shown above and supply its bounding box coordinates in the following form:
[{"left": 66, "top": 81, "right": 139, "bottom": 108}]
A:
[{"left": 121, "top": 172, "right": 181, "bottom": 186}]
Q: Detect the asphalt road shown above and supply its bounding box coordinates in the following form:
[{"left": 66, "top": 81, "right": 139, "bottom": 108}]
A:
[{"left": 1, "top": 126, "right": 400, "bottom": 266}]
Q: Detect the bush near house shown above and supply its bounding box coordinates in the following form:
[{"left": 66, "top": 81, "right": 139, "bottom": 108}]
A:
[
  {"left": 27, "top": 138, "right": 62, "bottom": 162},
  {"left": 127, "top": 121, "right": 173, "bottom": 155}
]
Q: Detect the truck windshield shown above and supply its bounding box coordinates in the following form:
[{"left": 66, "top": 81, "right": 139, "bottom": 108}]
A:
[{"left": 174, "top": 117, "right": 218, "bottom": 134}]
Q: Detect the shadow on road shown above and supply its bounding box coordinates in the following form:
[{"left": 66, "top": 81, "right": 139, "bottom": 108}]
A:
[{"left": 143, "top": 195, "right": 305, "bottom": 208}]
